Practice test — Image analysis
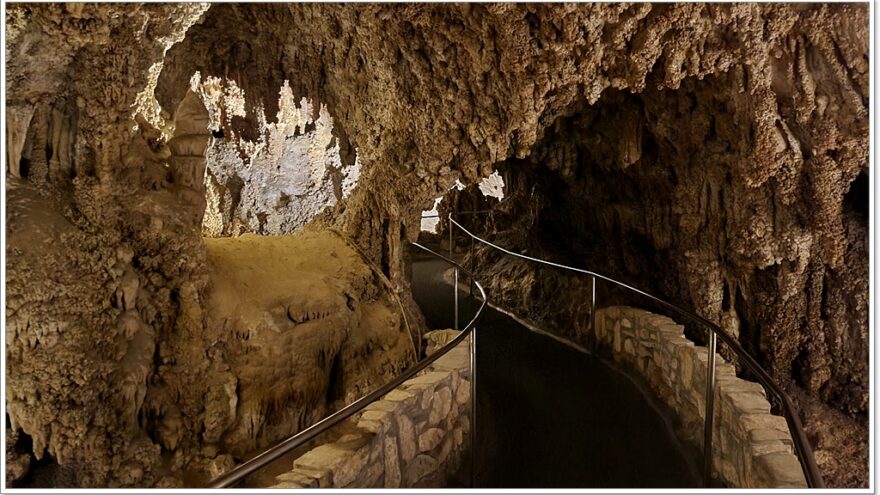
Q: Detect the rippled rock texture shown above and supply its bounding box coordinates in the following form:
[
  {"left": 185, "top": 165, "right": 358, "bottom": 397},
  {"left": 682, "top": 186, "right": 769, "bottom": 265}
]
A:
[{"left": 5, "top": 2, "right": 868, "bottom": 488}]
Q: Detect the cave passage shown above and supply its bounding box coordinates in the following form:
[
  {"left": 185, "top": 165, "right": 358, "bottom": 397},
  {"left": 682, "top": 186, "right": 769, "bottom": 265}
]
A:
[{"left": 409, "top": 248, "right": 702, "bottom": 488}]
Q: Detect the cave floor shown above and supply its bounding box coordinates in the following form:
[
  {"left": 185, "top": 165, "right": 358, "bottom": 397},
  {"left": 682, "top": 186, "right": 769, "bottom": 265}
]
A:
[{"left": 410, "top": 248, "right": 702, "bottom": 488}]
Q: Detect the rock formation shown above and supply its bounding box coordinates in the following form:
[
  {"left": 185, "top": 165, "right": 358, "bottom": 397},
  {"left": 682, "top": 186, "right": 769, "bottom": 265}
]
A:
[{"left": 4, "top": 2, "right": 869, "bottom": 488}]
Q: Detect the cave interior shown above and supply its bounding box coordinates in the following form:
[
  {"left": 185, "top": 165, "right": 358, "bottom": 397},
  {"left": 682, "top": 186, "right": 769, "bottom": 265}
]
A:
[{"left": 3, "top": 2, "right": 870, "bottom": 489}]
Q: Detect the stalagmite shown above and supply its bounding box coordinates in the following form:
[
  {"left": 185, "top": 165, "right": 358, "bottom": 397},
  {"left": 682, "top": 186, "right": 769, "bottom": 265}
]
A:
[
  {"left": 6, "top": 104, "right": 35, "bottom": 178},
  {"left": 169, "top": 90, "right": 211, "bottom": 192},
  {"left": 48, "top": 101, "right": 77, "bottom": 182}
]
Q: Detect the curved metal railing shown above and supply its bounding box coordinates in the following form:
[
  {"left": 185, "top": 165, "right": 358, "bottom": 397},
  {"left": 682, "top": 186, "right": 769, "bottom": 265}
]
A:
[
  {"left": 447, "top": 213, "right": 824, "bottom": 488},
  {"left": 208, "top": 242, "right": 485, "bottom": 488}
]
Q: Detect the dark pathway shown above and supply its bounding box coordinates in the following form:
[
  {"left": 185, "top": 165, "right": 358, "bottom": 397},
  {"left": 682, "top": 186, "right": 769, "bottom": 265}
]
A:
[{"left": 410, "top": 251, "right": 701, "bottom": 488}]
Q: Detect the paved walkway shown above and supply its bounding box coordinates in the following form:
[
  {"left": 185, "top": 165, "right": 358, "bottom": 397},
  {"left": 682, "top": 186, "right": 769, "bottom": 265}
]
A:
[{"left": 410, "top": 252, "right": 701, "bottom": 488}]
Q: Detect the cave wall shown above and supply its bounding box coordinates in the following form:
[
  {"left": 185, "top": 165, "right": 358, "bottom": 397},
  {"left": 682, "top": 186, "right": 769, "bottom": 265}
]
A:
[
  {"left": 6, "top": 4, "right": 212, "bottom": 487},
  {"left": 4, "top": 2, "right": 869, "bottom": 488},
  {"left": 4, "top": 4, "right": 385, "bottom": 487},
  {"left": 198, "top": 78, "right": 362, "bottom": 237},
  {"left": 147, "top": 2, "right": 868, "bottom": 300},
  {"left": 452, "top": 69, "right": 868, "bottom": 486}
]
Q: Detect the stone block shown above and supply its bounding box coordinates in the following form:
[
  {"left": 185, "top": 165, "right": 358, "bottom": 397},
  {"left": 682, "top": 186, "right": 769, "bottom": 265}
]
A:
[
  {"left": 294, "top": 444, "right": 349, "bottom": 472},
  {"left": 403, "top": 454, "right": 439, "bottom": 486},
  {"left": 420, "top": 386, "right": 434, "bottom": 410},
  {"left": 429, "top": 387, "right": 453, "bottom": 425},
  {"left": 369, "top": 440, "right": 382, "bottom": 462},
  {"left": 384, "top": 389, "right": 418, "bottom": 409},
  {"left": 434, "top": 348, "right": 469, "bottom": 373},
  {"left": 612, "top": 322, "right": 622, "bottom": 353},
  {"left": 358, "top": 419, "right": 382, "bottom": 434},
  {"left": 293, "top": 467, "right": 332, "bottom": 487},
  {"left": 331, "top": 445, "right": 371, "bottom": 486},
  {"left": 726, "top": 392, "right": 771, "bottom": 415},
  {"left": 272, "top": 480, "right": 305, "bottom": 488},
  {"left": 664, "top": 337, "right": 694, "bottom": 365},
  {"left": 604, "top": 313, "right": 615, "bottom": 330},
  {"left": 752, "top": 452, "right": 808, "bottom": 487},
  {"left": 595, "top": 313, "right": 606, "bottom": 340},
  {"left": 640, "top": 357, "right": 654, "bottom": 376},
  {"left": 663, "top": 367, "right": 678, "bottom": 390},
  {"left": 338, "top": 432, "right": 364, "bottom": 443},
  {"left": 336, "top": 433, "right": 371, "bottom": 451},
  {"left": 384, "top": 435, "right": 401, "bottom": 488},
  {"left": 364, "top": 400, "right": 402, "bottom": 414},
  {"left": 659, "top": 323, "right": 686, "bottom": 338},
  {"left": 358, "top": 458, "right": 384, "bottom": 488},
  {"left": 419, "top": 428, "right": 445, "bottom": 452},
  {"left": 445, "top": 399, "right": 460, "bottom": 429},
  {"left": 630, "top": 306, "right": 648, "bottom": 316},
  {"left": 276, "top": 470, "right": 319, "bottom": 488},
  {"left": 455, "top": 380, "right": 470, "bottom": 405},
  {"left": 405, "top": 371, "right": 451, "bottom": 388},
  {"left": 423, "top": 329, "right": 461, "bottom": 355},
  {"left": 749, "top": 439, "right": 790, "bottom": 457},
  {"left": 738, "top": 414, "right": 789, "bottom": 436},
  {"left": 449, "top": 369, "right": 461, "bottom": 391},
  {"left": 402, "top": 384, "right": 432, "bottom": 410},
  {"left": 457, "top": 360, "right": 472, "bottom": 380},
  {"left": 749, "top": 428, "right": 793, "bottom": 446},
  {"left": 717, "top": 377, "right": 766, "bottom": 398},
  {"left": 437, "top": 435, "right": 454, "bottom": 463},
  {"left": 396, "top": 414, "right": 417, "bottom": 461},
  {"left": 680, "top": 353, "right": 694, "bottom": 384},
  {"left": 357, "top": 409, "right": 392, "bottom": 433},
  {"left": 647, "top": 315, "right": 677, "bottom": 330},
  {"left": 715, "top": 360, "right": 736, "bottom": 375},
  {"left": 694, "top": 348, "right": 711, "bottom": 365}
]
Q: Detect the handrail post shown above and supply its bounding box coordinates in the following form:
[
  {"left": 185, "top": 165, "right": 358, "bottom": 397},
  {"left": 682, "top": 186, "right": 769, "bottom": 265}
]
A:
[
  {"left": 703, "top": 331, "right": 717, "bottom": 486},
  {"left": 590, "top": 276, "right": 597, "bottom": 334},
  {"left": 454, "top": 266, "right": 460, "bottom": 330},
  {"left": 470, "top": 325, "right": 477, "bottom": 487},
  {"left": 469, "top": 232, "right": 475, "bottom": 297},
  {"left": 450, "top": 214, "right": 459, "bottom": 330},
  {"left": 448, "top": 215, "right": 454, "bottom": 260}
]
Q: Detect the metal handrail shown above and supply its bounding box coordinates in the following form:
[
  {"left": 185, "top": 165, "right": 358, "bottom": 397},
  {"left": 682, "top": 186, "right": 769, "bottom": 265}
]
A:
[
  {"left": 448, "top": 213, "right": 824, "bottom": 488},
  {"left": 420, "top": 209, "right": 493, "bottom": 219},
  {"left": 208, "top": 243, "right": 485, "bottom": 488}
]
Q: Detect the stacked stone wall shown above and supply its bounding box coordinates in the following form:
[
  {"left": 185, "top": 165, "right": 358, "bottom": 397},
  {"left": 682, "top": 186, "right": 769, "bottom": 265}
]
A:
[
  {"left": 271, "top": 335, "right": 471, "bottom": 488},
  {"left": 596, "top": 306, "right": 807, "bottom": 488}
]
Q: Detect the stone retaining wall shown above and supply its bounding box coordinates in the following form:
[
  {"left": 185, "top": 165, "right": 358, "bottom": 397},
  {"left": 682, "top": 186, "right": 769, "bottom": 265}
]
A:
[
  {"left": 596, "top": 306, "right": 807, "bottom": 488},
  {"left": 271, "top": 333, "right": 471, "bottom": 488}
]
